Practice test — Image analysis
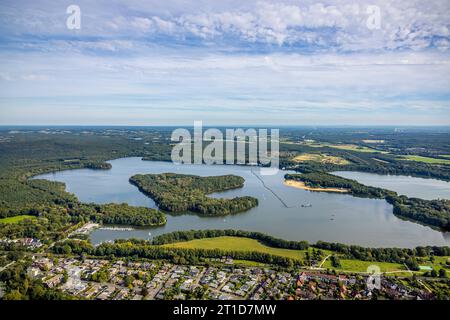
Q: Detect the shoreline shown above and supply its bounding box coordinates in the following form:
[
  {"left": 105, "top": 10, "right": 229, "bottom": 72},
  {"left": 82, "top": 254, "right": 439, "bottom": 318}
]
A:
[{"left": 284, "top": 180, "right": 349, "bottom": 193}]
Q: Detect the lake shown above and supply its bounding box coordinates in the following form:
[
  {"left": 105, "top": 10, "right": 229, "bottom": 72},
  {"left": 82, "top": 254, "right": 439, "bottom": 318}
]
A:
[
  {"left": 34, "top": 157, "right": 450, "bottom": 248},
  {"left": 333, "top": 171, "right": 450, "bottom": 200}
]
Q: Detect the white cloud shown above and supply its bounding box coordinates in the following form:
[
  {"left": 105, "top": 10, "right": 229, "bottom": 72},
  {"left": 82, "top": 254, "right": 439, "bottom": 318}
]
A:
[
  {"left": 21, "top": 74, "right": 48, "bottom": 81},
  {"left": 130, "top": 17, "right": 153, "bottom": 32},
  {"left": 0, "top": 0, "right": 449, "bottom": 125},
  {"left": 1, "top": 0, "right": 449, "bottom": 51}
]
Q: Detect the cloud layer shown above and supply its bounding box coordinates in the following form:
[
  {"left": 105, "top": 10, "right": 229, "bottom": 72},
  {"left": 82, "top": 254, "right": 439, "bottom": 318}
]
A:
[{"left": 0, "top": 0, "right": 449, "bottom": 125}]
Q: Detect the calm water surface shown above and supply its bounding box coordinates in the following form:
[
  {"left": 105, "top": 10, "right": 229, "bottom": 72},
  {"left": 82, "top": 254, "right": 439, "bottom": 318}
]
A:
[
  {"left": 333, "top": 171, "right": 450, "bottom": 200},
  {"left": 34, "top": 157, "right": 450, "bottom": 248}
]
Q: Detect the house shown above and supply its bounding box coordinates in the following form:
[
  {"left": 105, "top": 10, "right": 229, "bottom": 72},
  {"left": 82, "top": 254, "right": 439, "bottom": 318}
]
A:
[
  {"left": 113, "top": 288, "right": 129, "bottom": 300},
  {"left": 0, "top": 282, "right": 5, "bottom": 299},
  {"left": 82, "top": 284, "right": 102, "bottom": 299},
  {"left": 34, "top": 258, "right": 53, "bottom": 271},
  {"left": 27, "top": 267, "right": 42, "bottom": 279},
  {"left": 44, "top": 274, "right": 63, "bottom": 288},
  {"left": 133, "top": 279, "right": 144, "bottom": 287},
  {"left": 96, "top": 287, "right": 115, "bottom": 300}
]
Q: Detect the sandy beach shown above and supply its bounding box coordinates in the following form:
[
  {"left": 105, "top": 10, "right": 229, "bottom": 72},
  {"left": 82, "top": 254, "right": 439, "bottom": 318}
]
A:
[{"left": 284, "top": 180, "right": 349, "bottom": 193}]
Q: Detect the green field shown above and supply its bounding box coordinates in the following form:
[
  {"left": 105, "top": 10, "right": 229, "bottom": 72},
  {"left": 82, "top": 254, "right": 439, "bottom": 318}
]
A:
[
  {"left": 400, "top": 155, "right": 450, "bottom": 165},
  {"left": 231, "top": 260, "right": 268, "bottom": 267},
  {"left": 0, "top": 215, "right": 36, "bottom": 224},
  {"left": 283, "top": 141, "right": 386, "bottom": 153},
  {"left": 322, "top": 259, "right": 405, "bottom": 273},
  {"left": 315, "top": 143, "right": 386, "bottom": 153},
  {"left": 162, "top": 236, "right": 309, "bottom": 261},
  {"left": 320, "top": 144, "right": 379, "bottom": 153},
  {"left": 416, "top": 256, "right": 450, "bottom": 276},
  {"left": 430, "top": 256, "right": 450, "bottom": 266},
  {"left": 162, "top": 236, "right": 422, "bottom": 274}
]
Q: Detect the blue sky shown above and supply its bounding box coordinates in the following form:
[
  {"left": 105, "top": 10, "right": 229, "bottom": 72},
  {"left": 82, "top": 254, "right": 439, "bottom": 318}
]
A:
[{"left": 0, "top": 0, "right": 449, "bottom": 125}]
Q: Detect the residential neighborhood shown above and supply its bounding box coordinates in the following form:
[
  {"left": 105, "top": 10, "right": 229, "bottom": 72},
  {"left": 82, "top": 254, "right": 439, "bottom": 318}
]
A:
[
  {"left": 25, "top": 255, "right": 445, "bottom": 300},
  {"left": 0, "top": 238, "right": 42, "bottom": 249}
]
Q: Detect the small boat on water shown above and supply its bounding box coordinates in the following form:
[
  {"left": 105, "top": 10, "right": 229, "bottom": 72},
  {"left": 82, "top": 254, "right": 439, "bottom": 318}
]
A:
[{"left": 301, "top": 203, "right": 312, "bottom": 208}]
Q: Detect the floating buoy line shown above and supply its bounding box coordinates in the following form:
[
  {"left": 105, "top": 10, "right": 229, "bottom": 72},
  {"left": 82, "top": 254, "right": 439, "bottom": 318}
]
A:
[{"left": 250, "top": 169, "right": 311, "bottom": 209}]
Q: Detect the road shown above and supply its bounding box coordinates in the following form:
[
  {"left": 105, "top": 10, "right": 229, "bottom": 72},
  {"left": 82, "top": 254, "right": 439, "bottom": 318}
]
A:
[
  {"left": 319, "top": 255, "right": 332, "bottom": 268},
  {"left": 0, "top": 261, "right": 15, "bottom": 273}
]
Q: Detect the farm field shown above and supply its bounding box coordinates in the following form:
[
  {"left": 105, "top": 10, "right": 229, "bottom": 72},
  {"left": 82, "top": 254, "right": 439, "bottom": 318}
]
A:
[
  {"left": 231, "top": 260, "right": 268, "bottom": 267},
  {"left": 162, "top": 236, "right": 310, "bottom": 261},
  {"left": 400, "top": 155, "right": 450, "bottom": 165},
  {"left": 282, "top": 140, "right": 387, "bottom": 153},
  {"left": 322, "top": 259, "right": 405, "bottom": 273},
  {"left": 292, "top": 153, "right": 350, "bottom": 165},
  {"left": 306, "top": 142, "right": 385, "bottom": 153}
]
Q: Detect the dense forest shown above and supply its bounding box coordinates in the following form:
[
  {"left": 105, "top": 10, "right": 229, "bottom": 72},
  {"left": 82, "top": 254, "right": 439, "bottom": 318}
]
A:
[
  {"left": 130, "top": 173, "right": 258, "bottom": 216},
  {"left": 285, "top": 172, "right": 450, "bottom": 230},
  {"left": 91, "top": 203, "right": 166, "bottom": 227},
  {"left": 388, "top": 196, "right": 450, "bottom": 231},
  {"left": 0, "top": 129, "right": 175, "bottom": 236},
  {"left": 0, "top": 129, "right": 172, "bottom": 214},
  {"left": 0, "top": 179, "right": 77, "bottom": 216},
  {"left": 85, "top": 162, "right": 113, "bottom": 170}
]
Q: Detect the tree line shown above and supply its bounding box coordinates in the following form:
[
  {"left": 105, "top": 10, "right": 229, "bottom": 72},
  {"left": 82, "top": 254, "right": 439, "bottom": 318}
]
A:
[{"left": 53, "top": 239, "right": 296, "bottom": 267}]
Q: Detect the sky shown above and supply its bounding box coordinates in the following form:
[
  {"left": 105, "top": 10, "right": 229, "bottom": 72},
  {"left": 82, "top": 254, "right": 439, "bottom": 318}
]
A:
[{"left": 0, "top": 0, "right": 449, "bottom": 126}]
